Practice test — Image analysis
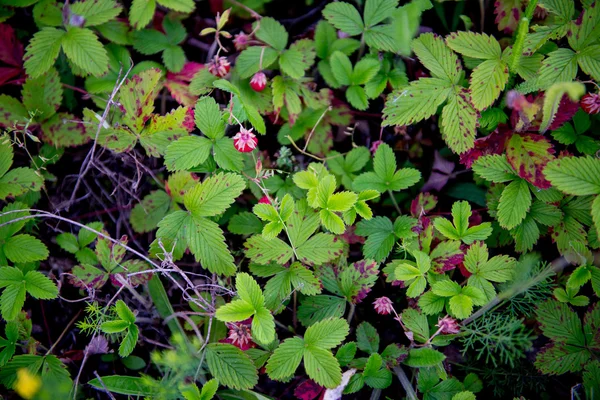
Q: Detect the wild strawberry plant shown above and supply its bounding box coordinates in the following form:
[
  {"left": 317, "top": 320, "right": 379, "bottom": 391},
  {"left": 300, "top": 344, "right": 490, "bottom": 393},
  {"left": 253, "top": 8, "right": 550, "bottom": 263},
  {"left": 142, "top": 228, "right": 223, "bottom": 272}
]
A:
[{"left": 0, "top": 0, "right": 599, "bottom": 398}]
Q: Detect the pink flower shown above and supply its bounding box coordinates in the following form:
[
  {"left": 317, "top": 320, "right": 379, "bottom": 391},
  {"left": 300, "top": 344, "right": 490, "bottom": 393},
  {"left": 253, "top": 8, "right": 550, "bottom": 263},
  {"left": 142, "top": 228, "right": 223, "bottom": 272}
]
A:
[
  {"left": 581, "top": 93, "right": 600, "bottom": 115},
  {"left": 233, "top": 32, "right": 250, "bottom": 51},
  {"left": 436, "top": 315, "right": 460, "bottom": 334},
  {"left": 370, "top": 140, "right": 383, "bottom": 155},
  {"left": 227, "top": 323, "right": 253, "bottom": 349},
  {"left": 373, "top": 297, "right": 394, "bottom": 315},
  {"left": 250, "top": 71, "right": 267, "bottom": 92},
  {"left": 233, "top": 127, "right": 258, "bottom": 152},
  {"left": 207, "top": 56, "right": 230, "bottom": 77},
  {"left": 258, "top": 196, "right": 271, "bottom": 204}
]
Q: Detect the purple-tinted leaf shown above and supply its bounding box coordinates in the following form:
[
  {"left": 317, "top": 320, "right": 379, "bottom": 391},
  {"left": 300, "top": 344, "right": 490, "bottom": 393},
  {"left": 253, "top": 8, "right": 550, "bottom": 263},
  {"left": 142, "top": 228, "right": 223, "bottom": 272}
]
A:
[{"left": 506, "top": 133, "right": 555, "bottom": 189}]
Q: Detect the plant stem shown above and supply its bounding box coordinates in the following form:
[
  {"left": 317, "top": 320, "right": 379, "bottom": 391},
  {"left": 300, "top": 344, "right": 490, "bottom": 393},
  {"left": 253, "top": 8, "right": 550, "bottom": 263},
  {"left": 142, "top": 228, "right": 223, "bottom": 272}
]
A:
[
  {"left": 388, "top": 190, "right": 401, "bottom": 215},
  {"left": 369, "top": 389, "right": 382, "bottom": 400},
  {"left": 393, "top": 366, "right": 418, "bottom": 400},
  {"left": 346, "top": 302, "right": 356, "bottom": 324}
]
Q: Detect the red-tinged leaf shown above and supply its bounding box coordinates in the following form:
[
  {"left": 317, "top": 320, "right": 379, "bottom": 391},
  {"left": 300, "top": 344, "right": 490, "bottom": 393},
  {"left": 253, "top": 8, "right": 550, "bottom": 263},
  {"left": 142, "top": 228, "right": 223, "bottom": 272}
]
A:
[
  {"left": 506, "top": 133, "right": 555, "bottom": 189},
  {"left": 294, "top": 379, "right": 324, "bottom": 400},
  {"left": 459, "top": 125, "right": 511, "bottom": 167},
  {"left": 341, "top": 225, "right": 365, "bottom": 245},
  {"left": 494, "top": 0, "right": 524, "bottom": 33},
  {"left": 510, "top": 93, "right": 542, "bottom": 132},
  {"left": 548, "top": 96, "right": 579, "bottom": 130},
  {"left": 411, "top": 192, "right": 438, "bottom": 218},
  {"left": 431, "top": 243, "right": 464, "bottom": 273},
  {"left": 510, "top": 93, "right": 579, "bottom": 132},
  {"left": 0, "top": 24, "right": 24, "bottom": 86},
  {"left": 0, "top": 24, "right": 24, "bottom": 67},
  {"left": 165, "top": 62, "right": 204, "bottom": 107}
]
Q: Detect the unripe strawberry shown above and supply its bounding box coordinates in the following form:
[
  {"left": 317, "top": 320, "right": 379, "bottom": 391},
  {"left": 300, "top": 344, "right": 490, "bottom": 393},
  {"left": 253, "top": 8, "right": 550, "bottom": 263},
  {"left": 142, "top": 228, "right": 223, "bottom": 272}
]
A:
[
  {"left": 581, "top": 93, "right": 600, "bottom": 114},
  {"left": 207, "top": 56, "right": 230, "bottom": 77},
  {"left": 250, "top": 71, "right": 267, "bottom": 92}
]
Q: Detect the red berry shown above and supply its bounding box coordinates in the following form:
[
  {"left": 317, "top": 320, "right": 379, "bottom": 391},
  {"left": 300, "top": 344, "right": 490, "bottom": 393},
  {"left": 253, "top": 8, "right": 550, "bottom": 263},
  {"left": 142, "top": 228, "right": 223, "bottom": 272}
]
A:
[
  {"left": 233, "top": 127, "right": 258, "bottom": 152},
  {"left": 581, "top": 93, "right": 600, "bottom": 114},
  {"left": 258, "top": 196, "right": 271, "bottom": 204},
  {"left": 250, "top": 72, "right": 267, "bottom": 92}
]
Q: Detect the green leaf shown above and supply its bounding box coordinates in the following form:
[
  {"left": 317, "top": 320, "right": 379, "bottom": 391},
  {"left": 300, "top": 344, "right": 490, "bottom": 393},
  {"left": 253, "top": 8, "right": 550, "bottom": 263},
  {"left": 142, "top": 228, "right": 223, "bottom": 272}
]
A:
[
  {"left": 351, "top": 58, "right": 380, "bottom": 85},
  {"left": 322, "top": 2, "right": 364, "bottom": 36},
  {"left": 383, "top": 78, "right": 451, "bottom": 127},
  {"left": 4, "top": 234, "right": 49, "bottom": 263},
  {"left": 100, "top": 320, "right": 129, "bottom": 333},
  {"left": 245, "top": 235, "right": 294, "bottom": 265},
  {"left": 0, "top": 283, "right": 25, "bottom": 320},
  {"left": 61, "top": 27, "right": 109, "bottom": 76},
  {"left": 56, "top": 233, "right": 79, "bottom": 253},
  {"left": 434, "top": 201, "right": 492, "bottom": 244},
  {"left": 236, "top": 46, "right": 279, "bottom": 79},
  {"left": 364, "top": 0, "right": 399, "bottom": 26},
  {"left": 23, "top": 27, "right": 65, "bottom": 78},
  {"left": 88, "top": 375, "right": 156, "bottom": 396},
  {"left": 213, "top": 137, "right": 244, "bottom": 171},
  {"left": 228, "top": 212, "right": 263, "bottom": 235},
  {"left": 266, "top": 337, "right": 304, "bottom": 382},
  {"left": 255, "top": 17, "right": 288, "bottom": 51},
  {"left": 129, "top": 0, "right": 156, "bottom": 29},
  {"left": 0, "top": 96, "right": 28, "bottom": 129},
  {"left": 298, "top": 295, "right": 346, "bottom": 326},
  {"left": 472, "top": 155, "right": 517, "bottom": 183},
  {"left": 401, "top": 308, "right": 429, "bottom": 343},
  {"left": 22, "top": 68, "right": 62, "bottom": 121},
  {"left": 0, "top": 167, "right": 44, "bottom": 200},
  {"left": 194, "top": 97, "right": 224, "bottom": 139},
  {"left": 537, "top": 49, "right": 577, "bottom": 90},
  {"left": 412, "top": 33, "right": 460, "bottom": 83},
  {"left": 445, "top": 31, "right": 501, "bottom": 60},
  {"left": 304, "top": 318, "right": 349, "bottom": 349},
  {"left": 296, "top": 233, "right": 343, "bottom": 266},
  {"left": 329, "top": 51, "right": 353, "bottom": 86},
  {"left": 356, "top": 321, "right": 380, "bottom": 354},
  {"left": 346, "top": 85, "right": 368, "bottom": 110},
  {"left": 544, "top": 156, "right": 600, "bottom": 195},
  {"left": 129, "top": 190, "right": 171, "bottom": 233},
  {"left": 303, "top": 345, "right": 342, "bottom": 388},
  {"left": 205, "top": 344, "right": 259, "bottom": 390},
  {"left": 440, "top": 88, "right": 478, "bottom": 154},
  {"left": 184, "top": 172, "right": 245, "bottom": 217},
  {"left": 469, "top": 59, "right": 508, "bottom": 110},
  {"left": 497, "top": 179, "right": 532, "bottom": 230},
  {"left": 70, "top": 0, "right": 122, "bottom": 27},
  {"left": 185, "top": 216, "right": 237, "bottom": 276},
  {"left": 506, "top": 133, "right": 555, "bottom": 189},
  {"left": 23, "top": 271, "right": 58, "bottom": 299},
  {"left": 404, "top": 348, "right": 446, "bottom": 367}
]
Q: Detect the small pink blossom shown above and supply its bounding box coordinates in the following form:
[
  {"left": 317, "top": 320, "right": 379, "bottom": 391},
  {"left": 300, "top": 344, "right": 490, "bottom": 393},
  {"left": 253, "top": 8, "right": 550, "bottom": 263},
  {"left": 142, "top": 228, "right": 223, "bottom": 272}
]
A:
[
  {"left": 581, "top": 93, "right": 600, "bottom": 115},
  {"left": 227, "top": 323, "right": 253, "bottom": 349},
  {"left": 370, "top": 140, "right": 383, "bottom": 155},
  {"left": 436, "top": 315, "right": 460, "bottom": 334},
  {"left": 233, "top": 32, "right": 250, "bottom": 51},
  {"left": 373, "top": 296, "right": 394, "bottom": 315},
  {"left": 207, "top": 56, "right": 230, "bottom": 77},
  {"left": 233, "top": 127, "right": 258, "bottom": 152}
]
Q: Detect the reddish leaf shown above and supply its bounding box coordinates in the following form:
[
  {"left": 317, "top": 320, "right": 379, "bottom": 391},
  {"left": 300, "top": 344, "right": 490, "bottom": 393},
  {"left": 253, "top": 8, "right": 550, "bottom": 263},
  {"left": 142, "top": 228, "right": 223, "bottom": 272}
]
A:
[
  {"left": 411, "top": 192, "right": 438, "bottom": 218},
  {"left": 294, "top": 379, "right": 324, "bottom": 400},
  {"left": 549, "top": 96, "right": 579, "bottom": 130},
  {"left": 506, "top": 133, "right": 555, "bottom": 189},
  {"left": 165, "top": 62, "right": 204, "bottom": 107},
  {"left": 494, "top": 0, "right": 524, "bottom": 33},
  {"left": 0, "top": 24, "right": 24, "bottom": 86},
  {"left": 459, "top": 125, "right": 511, "bottom": 167}
]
